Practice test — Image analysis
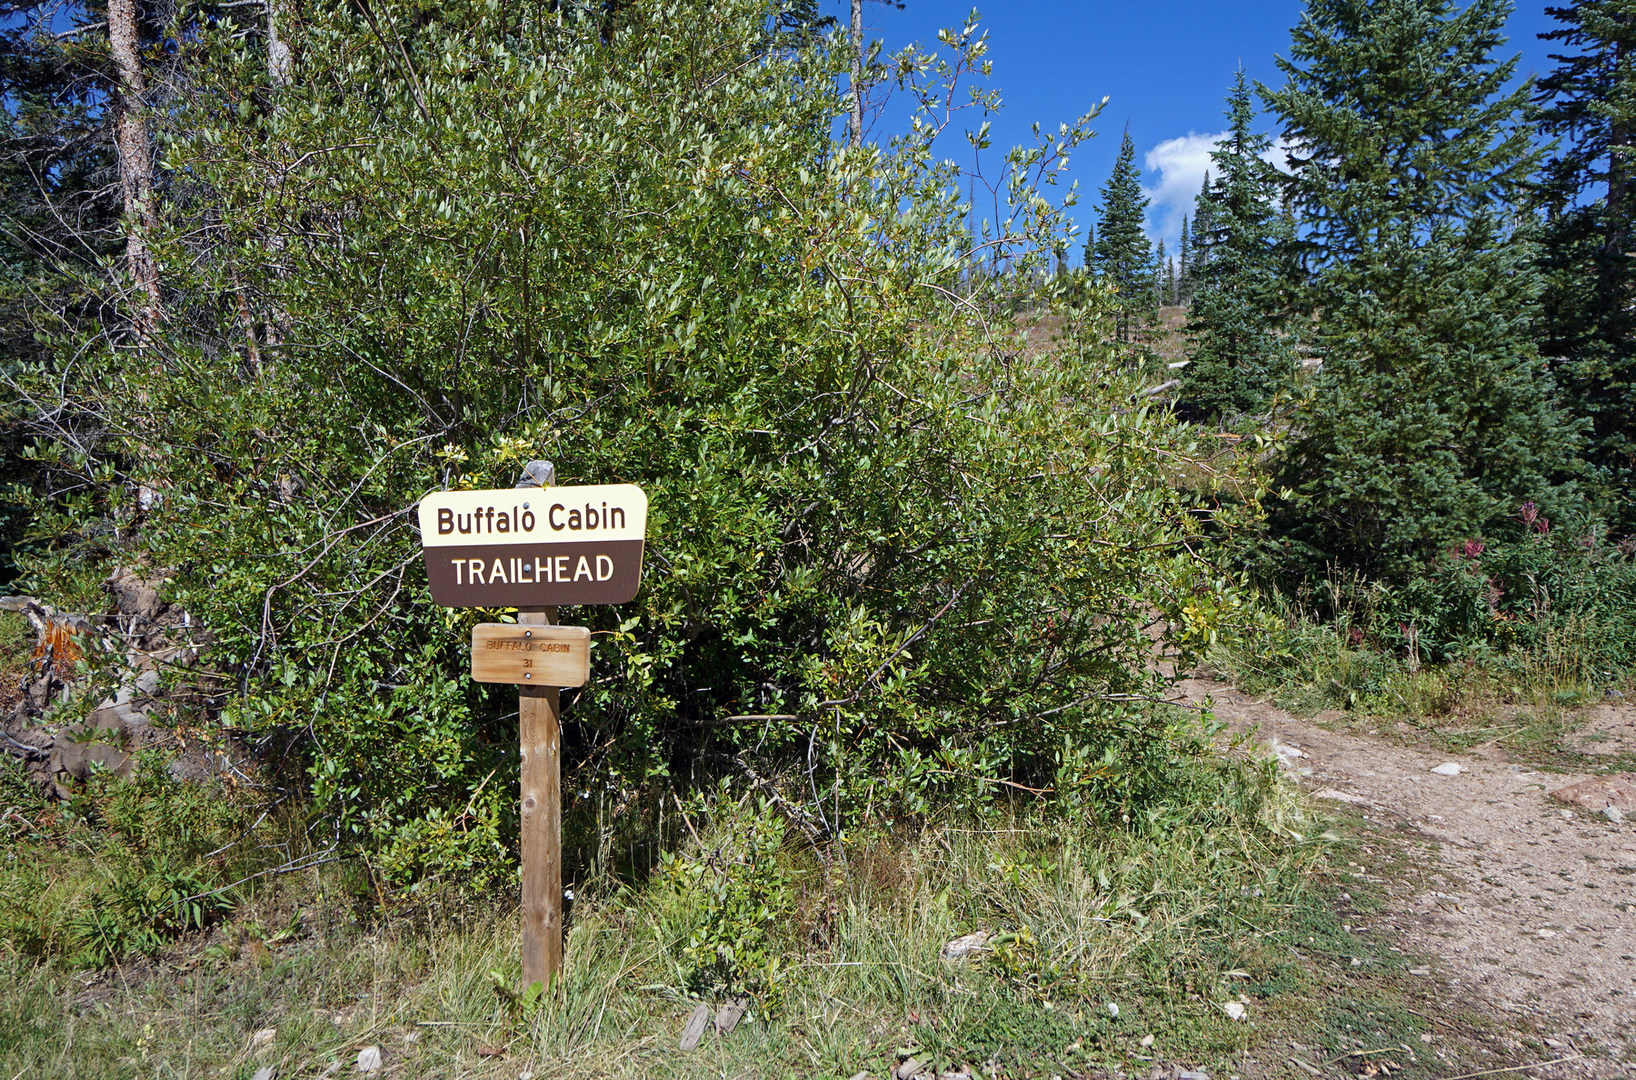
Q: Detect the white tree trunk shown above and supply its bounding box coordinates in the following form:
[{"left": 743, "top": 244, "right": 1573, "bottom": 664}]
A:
[
  {"left": 850, "top": 0, "right": 862, "bottom": 148},
  {"left": 109, "top": 0, "right": 161, "bottom": 337}
]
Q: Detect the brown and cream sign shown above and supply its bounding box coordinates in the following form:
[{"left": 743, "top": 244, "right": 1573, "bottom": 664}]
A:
[{"left": 418, "top": 484, "right": 647, "bottom": 607}]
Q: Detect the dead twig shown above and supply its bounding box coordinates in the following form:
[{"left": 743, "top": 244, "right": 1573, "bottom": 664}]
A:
[{"left": 1439, "top": 1057, "right": 1583, "bottom": 1080}]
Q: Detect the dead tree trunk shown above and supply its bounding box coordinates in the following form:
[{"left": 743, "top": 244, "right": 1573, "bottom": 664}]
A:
[
  {"left": 267, "top": 0, "right": 293, "bottom": 88},
  {"left": 109, "top": 0, "right": 161, "bottom": 337},
  {"left": 849, "top": 0, "right": 862, "bottom": 148}
]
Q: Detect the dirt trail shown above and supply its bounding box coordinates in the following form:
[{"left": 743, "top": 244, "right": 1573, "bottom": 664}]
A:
[{"left": 1172, "top": 675, "right": 1636, "bottom": 1076}]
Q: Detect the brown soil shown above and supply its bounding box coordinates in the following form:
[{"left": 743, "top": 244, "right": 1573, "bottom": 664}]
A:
[{"left": 1172, "top": 675, "right": 1636, "bottom": 1078}]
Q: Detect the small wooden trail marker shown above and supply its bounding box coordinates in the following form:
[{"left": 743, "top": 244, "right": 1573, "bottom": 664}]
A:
[
  {"left": 417, "top": 460, "right": 646, "bottom": 991},
  {"left": 470, "top": 624, "right": 590, "bottom": 686}
]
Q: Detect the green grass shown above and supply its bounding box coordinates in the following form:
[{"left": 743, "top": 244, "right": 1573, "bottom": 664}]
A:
[
  {"left": 0, "top": 609, "right": 27, "bottom": 658},
  {"left": 0, "top": 719, "right": 1565, "bottom": 1080},
  {"left": 0, "top": 734, "right": 1333, "bottom": 1079},
  {"left": 1212, "top": 603, "right": 1636, "bottom": 770}
]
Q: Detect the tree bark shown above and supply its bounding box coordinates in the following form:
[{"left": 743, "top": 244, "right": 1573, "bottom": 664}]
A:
[
  {"left": 849, "top": 0, "right": 862, "bottom": 148},
  {"left": 109, "top": 0, "right": 161, "bottom": 337},
  {"left": 267, "top": 0, "right": 293, "bottom": 88}
]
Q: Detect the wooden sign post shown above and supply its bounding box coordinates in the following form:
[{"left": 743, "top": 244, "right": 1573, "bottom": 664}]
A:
[
  {"left": 514, "top": 463, "right": 561, "bottom": 990},
  {"left": 417, "top": 462, "right": 647, "bottom": 990}
]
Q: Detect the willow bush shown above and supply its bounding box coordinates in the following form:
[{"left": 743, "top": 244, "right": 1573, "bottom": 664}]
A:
[{"left": 7, "top": 0, "right": 1262, "bottom": 884}]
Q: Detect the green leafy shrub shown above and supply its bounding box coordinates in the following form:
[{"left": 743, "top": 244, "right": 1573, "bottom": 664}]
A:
[
  {"left": 1375, "top": 520, "right": 1636, "bottom": 678},
  {"left": 66, "top": 855, "right": 234, "bottom": 969},
  {"left": 7, "top": 0, "right": 1263, "bottom": 887},
  {"left": 662, "top": 785, "right": 797, "bottom": 1005}
]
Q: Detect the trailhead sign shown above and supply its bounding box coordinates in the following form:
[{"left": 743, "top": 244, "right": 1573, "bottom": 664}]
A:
[
  {"left": 418, "top": 483, "right": 647, "bottom": 607},
  {"left": 416, "top": 468, "right": 646, "bottom": 992}
]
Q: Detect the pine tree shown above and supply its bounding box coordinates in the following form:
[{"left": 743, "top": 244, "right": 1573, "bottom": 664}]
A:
[
  {"left": 1180, "top": 69, "right": 1297, "bottom": 421},
  {"left": 1094, "top": 130, "right": 1155, "bottom": 343},
  {"left": 1152, "top": 239, "right": 1168, "bottom": 310},
  {"left": 1162, "top": 252, "right": 1178, "bottom": 307},
  {"left": 1263, "top": 0, "right": 1585, "bottom": 581},
  {"left": 1534, "top": 0, "right": 1636, "bottom": 527},
  {"left": 1182, "top": 177, "right": 1213, "bottom": 301},
  {"left": 1176, "top": 215, "right": 1191, "bottom": 302}
]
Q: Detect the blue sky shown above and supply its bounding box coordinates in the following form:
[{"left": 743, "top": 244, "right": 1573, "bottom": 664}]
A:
[{"left": 834, "top": 1, "right": 1563, "bottom": 257}]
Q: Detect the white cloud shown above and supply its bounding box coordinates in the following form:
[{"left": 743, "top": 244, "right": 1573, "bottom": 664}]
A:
[
  {"left": 1142, "top": 132, "right": 1223, "bottom": 255},
  {"left": 1140, "top": 133, "right": 1299, "bottom": 255}
]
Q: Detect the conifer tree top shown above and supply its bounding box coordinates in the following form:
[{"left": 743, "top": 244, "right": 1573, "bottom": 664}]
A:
[{"left": 1262, "top": 0, "right": 1539, "bottom": 261}]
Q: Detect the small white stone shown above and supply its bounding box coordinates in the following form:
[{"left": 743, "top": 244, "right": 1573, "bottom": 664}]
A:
[
  {"left": 1431, "top": 762, "right": 1463, "bottom": 776},
  {"left": 1603, "top": 805, "right": 1626, "bottom": 824},
  {"left": 940, "top": 930, "right": 991, "bottom": 961},
  {"left": 355, "top": 1046, "right": 382, "bottom": 1074},
  {"left": 1140, "top": 1034, "right": 1155, "bottom": 1048},
  {"left": 1222, "top": 1001, "right": 1246, "bottom": 1021},
  {"left": 251, "top": 1029, "right": 277, "bottom": 1048},
  {"left": 1106, "top": 1002, "right": 1119, "bottom": 1018}
]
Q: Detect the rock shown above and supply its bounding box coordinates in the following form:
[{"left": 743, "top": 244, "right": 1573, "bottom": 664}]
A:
[
  {"left": 678, "top": 1002, "right": 710, "bottom": 1051},
  {"left": 105, "top": 567, "right": 164, "bottom": 623},
  {"left": 1312, "top": 788, "right": 1370, "bottom": 805},
  {"left": 49, "top": 730, "right": 132, "bottom": 783},
  {"left": 1140, "top": 1034, "right": 1155, "bottom": 1047},
  {"left": 1271, "top": 740, "right": 1306, "bottom": 761},
  {"left": 250, "top": 1068, "right": 276, "bottom": 1080},
  {"left": 894, "top": 1058, "right": 921, "bottom": 1080},
  {"left": 1605, "top": 805, "right": 1626, "bottom": 824},
  {"left": 1221, "top": 1001, "right": 1246, "bottom": 1020},
  {"left": 1178, "top": 1072, "right": 1210, "bottom": 1080},
  {"left": 847, "top": 1073, "right": 872, "bottom": 1080},
  {"left": 1550, "top": 774, "right": 1636, "bottom": 814},
  {"left": 1107, "top": 1001, "right": 1119, "bottom": 1018},
  {"left": 940, "top": 930, "right": 991, "bottom": 961},
  {"left": 250, "top": 1028, "right": 277, "bottom": 1047},
  {"left": 1431, "top": 762, "right": 1463, "bottom": 776},
  {"left": 355, "top": 1046, "right": 382, "bottom": 1073}
]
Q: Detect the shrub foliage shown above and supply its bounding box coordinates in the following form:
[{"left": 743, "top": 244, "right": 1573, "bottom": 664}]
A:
[{"left": 5, "top": 1, "right": 1258, "bottom": 883}]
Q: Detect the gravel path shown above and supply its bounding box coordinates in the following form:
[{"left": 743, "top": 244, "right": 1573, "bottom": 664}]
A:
[{"left": 1172, "top": 676, "right": 1636, "bottom": 1076}]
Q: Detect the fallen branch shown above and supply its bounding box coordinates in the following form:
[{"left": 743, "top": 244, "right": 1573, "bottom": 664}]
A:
[
  {"left": 927, "top": 768, "right": 1052, "bottom": 796},
  {"left": 178, "top": 848, "right": 353, "bottom": 907},
  {"left": 1440, "top": 1056, "right": 1583, "bottom": 1080},
  {"left": 1, "top": 729, "right": 48, "bottom": 762}
]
